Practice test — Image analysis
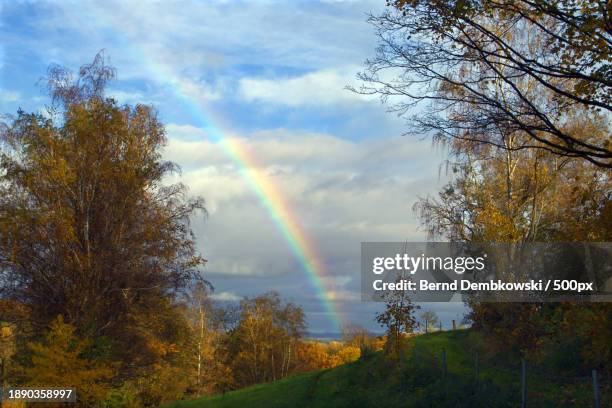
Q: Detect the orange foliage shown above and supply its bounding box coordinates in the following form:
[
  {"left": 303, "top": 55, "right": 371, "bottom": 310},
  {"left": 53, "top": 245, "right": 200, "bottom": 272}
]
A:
[
  {"left": 295, "top": 340, "right": 361, "bottom": 372},
  {"left": 24, "top": 316, "right": 115, "bottom": 407}
]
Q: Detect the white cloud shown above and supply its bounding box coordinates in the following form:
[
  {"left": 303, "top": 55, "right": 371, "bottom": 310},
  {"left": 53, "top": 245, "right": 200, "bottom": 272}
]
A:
[
  {"left": 107, "top": 89, "right": 145, "bottom": 104},
  {"left": 96, "top": 0, "right": 381, "bottom": 70},
  {"left": 162, "top": 127, "right": 449, "bottom": 279},
  {"left": 164, "top": 128, "right": 435, "bottom": 170},
  {"left": 24, "top": 1, "right": 384, "bottom": 85},
  {"left": 239, "top": 67, "right": 374, "bottom": 107},
  {"left": 165, "top": 124, "right": 210, "bottom": 141}
]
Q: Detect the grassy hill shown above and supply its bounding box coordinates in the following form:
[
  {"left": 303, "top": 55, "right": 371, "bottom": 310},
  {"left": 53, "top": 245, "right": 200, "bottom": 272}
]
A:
[{"left": 165, "top": 330, "right": 604, "bottom": 408}]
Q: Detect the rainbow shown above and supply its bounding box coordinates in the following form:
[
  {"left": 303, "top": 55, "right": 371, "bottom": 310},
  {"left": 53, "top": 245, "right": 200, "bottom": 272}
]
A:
[
  {"left": 222, "top": 138, "right": 344, "bottom": 332},
  {"left": 91, "top": 7, "right": 343, "bottom": 332}
]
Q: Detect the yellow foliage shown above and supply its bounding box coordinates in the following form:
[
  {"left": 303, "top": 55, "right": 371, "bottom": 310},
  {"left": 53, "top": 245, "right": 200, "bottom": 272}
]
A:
[
  {"left": 1, "top": 401, "right": 25, "bottom": 408},
  {"left": 24, "top": 316, "right": 115, "bottom": 407},
  {"left": 336, "top": 346, "right": 361, "bottom": 364},
  {"left": 474, "top": 203, "right": 522, "bottom": 242},
  {"left": 296, "top": 340, "right": 361, "bottom": 371},
  {"left": 1, "top": 325, "right": 12, "bottom": 338},
  {"left": 296, "top": 341, "right": 332, "bottom": 371},
  {"left": 133, "top": 361, "right": 191, "bottom": 407}
]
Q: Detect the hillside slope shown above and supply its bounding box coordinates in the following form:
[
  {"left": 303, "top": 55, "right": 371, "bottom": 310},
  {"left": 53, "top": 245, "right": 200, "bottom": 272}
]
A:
[{"left": 165, "top": 330, "right": 603, "bottom": 408}]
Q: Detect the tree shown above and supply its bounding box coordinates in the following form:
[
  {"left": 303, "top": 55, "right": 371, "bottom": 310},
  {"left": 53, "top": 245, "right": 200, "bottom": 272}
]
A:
[
  {"left": 413, "top": 114, "right": 610, "bottom": 368},
  {"left": 0, "top": 53, "right": 206, "bottom": 375},
  {"left": 226, "top": 292, "right": 306, "bottom": 387},
  {"left": 0, "top": 321, "right": 16, "bottom": 389},
  {"left": 295, "top": 341, "right": 333, "bottom": 371},
  {"left": 414, "top": 135, "right": 610, "bottom": 244},
  {"left": 376, "top": 281, "right": 419, "bottom": 359},
  {"left": 341, "top": 323, "right": 376, "bottom": 355},
  {"left": 24, "top": 316, "right": 115, "bottom": 407},
  {"left": 355, "top": 1, "right": 611, "bottom": 167},
  {"left": 329, "top": 342, "right": 361, "bottom": 365},
  {"left": 293, "top": 340, "right": 361, "bottom": 372},
  {"left": 184, "top": 281, "right": 229, "bottom": 396},
  {"left": 419, "top": 310, "right": 439, "bottom": 333}
]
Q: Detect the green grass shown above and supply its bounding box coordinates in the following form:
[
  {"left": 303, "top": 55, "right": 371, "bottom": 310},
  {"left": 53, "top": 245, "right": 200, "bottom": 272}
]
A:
[
  {"left": 165, "top": 330, "right": 605, "bottom": 408},
  {"left": 164, "top": 371, "right": 322, "bottom": 408}
]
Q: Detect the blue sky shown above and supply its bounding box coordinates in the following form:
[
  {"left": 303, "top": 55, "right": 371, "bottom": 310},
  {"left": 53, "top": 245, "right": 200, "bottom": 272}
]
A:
[{"left": 1, "top": 0, "right": 465, "bottom": 335}]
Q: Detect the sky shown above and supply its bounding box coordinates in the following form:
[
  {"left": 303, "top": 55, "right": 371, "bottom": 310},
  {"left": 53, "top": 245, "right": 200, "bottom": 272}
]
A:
[{"left": 0, "top": 0, "right": 466, "bottom": 336}]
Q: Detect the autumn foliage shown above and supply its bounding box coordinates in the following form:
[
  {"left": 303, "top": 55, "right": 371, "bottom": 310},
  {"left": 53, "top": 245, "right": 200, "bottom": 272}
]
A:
[
  {"left": 24, "top": 316, "right": 115, "bottom": 407},
  {"left": 0, "top": 55, "right": 371, "bottom": 406}
]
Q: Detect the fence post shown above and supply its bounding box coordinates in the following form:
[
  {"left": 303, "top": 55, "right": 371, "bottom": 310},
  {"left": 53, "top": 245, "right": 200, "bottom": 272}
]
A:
[
  {"left": 441, "top": 348, "right": 447, "bottom": 379},
  {"left": 592, "top": 369, "right": 600, "bottom": 408},
  {"left": 439, "top": 321, "right": 442, "bottom": 331},
  {"left": 452, "top": 320, "right": 456, "bottom": 330},
  {"left": 521, "top": 359, "right": 527, "bottom": 408}
]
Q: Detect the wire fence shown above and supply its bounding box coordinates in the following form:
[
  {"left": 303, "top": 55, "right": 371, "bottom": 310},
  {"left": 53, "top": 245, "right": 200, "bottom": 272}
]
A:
[{"left": 412, "top": 345, "right": 612, "bottom": 408}]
